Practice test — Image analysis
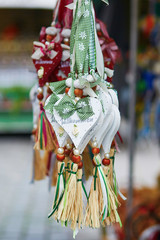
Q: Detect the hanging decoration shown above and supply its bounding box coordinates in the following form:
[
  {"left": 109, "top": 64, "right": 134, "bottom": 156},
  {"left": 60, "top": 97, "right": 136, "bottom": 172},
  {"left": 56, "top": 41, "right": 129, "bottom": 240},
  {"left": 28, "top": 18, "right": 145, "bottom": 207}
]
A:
[{"left": 30, "top": 0, "right": 125, "bottom": 236}]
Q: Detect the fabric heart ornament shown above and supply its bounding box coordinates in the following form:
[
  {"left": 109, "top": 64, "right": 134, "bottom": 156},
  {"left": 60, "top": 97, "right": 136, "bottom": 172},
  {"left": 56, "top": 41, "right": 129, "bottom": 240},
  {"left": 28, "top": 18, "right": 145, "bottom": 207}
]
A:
[
  {"left": 53, "top": 95, "right": 102, "bottom": 152},
  {"left": 32, "top": 42, "right": 62, "bottom": 87},
  {"left": 44, "top": 94, "right": 69, "bottom": 147}
]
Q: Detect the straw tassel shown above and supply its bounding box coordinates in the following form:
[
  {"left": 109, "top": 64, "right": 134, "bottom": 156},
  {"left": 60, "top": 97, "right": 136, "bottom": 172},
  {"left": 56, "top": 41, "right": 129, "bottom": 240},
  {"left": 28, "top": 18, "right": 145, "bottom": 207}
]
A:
[
  {"left": 71, "top": 168, "right": 84, "bottom": 231},
  {"left": 57, "top": 162, "right": 78, "bottom": 222},
  {"left": 85, "top": 165, "right": 100, "bottom": 228},
  {"left": 34, "top": 103, "right": 58, "bottom": 151},
  {"left": 33, "top": 149, "right": 50, "bottom": 180}
]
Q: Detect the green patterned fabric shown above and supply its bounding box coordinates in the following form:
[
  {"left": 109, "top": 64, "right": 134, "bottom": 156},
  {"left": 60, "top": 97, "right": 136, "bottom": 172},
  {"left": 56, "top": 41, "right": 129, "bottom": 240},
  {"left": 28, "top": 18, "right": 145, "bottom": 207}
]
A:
[
  {"left": 49, "top": 80, "right": 66, "bottom": 94},
  {"left": 44, "top": 93, "right": 59, "bottom": 114},
  {"left": 55, "top": 94, "right": 94, "bottom": 120}
]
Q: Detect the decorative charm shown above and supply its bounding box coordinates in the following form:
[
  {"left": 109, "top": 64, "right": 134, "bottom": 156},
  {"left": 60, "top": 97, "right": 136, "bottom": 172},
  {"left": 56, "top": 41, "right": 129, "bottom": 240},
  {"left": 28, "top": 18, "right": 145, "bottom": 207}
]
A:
[{"left": 30, "top": 0, "right": 125, "bottom": 237}]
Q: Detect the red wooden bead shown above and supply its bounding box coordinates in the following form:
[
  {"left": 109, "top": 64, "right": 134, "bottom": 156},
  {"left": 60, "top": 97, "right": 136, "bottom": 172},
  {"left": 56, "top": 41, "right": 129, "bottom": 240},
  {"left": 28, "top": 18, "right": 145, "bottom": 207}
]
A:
[
  {"left": 64, "top": 148, "right": 71, "bottom": 156},
  {"left": 46, "top": 34, "right": 53, "bottom": 42},
  {"left": 65, "top": 87, "right": 70, "bottom": 94},
  {"left": 72, "top": 155, "right": 81, "bottom": 164},
  {"left": 78, "top": 161, "right": 83, "bottom": 169},
  {"left": 92, "top": 147, "right": 100, "bottom": 155},
  {"left": 56, "top": 154, "right": 65, "bottom": 162},
  {"left": 102, "top": 158, "right": 110, "bottom": 166},
  {"left": 74, "top": 88, "right": 83, "bottom": 97},
  {"left": 37, "top": 92, "right": 43, "bottom": 100},
  {"left": 32, "top": 128, "right": 37, "bottom": 135}
]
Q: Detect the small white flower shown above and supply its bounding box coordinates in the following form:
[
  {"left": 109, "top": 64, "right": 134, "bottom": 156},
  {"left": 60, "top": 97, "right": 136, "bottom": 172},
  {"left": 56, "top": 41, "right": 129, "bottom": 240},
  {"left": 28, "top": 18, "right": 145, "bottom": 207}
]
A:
[
  {"left": 79, "top": 63, "right": 83, "bottom": 71},
  {"left": 38, "top": 67, "right": 44, "bottom": 78},
  {"left": 63, "top": 108, "right": 70, "bottom": 114},
  {"left": 79, "top": 43, "right": 85, "bottom": 51},
  {"left": 85, "top": 0, "right": 89, "bottom": 5},
  {"left": 83, "top": 9, "right": 89, "bottom": 18},
  {"left": 86, "top": 54, "right": 89, "bottom": 60},
  {"left": 72, "top": 125, "right": 79, "bottom": 137},
  {"left": 79, "top": 31, "right": 87, "bottom": 40},
  {"left": 77, "top": 10, "right": 81, "bottom": 17},
  {"left": 58, "top": 126, "right": 64, "bottom": 137},
  {"left": 77, "top": 101, "right": 87, "bottom": 108}
]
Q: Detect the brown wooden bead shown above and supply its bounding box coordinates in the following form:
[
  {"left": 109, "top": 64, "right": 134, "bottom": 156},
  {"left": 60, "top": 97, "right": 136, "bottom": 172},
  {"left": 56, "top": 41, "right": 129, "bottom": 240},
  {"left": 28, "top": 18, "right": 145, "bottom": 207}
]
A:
[
  {"left": 64, "top": 148, "right": 71, "bottom": 156},
  {"left": 65, "top": 87, "right": 70, "bottom": 94},
  {"left": 56, "top": 154, "right": 65, "bottom": 162},
  {"left": 102, "top": 158, "right": 110, "bottom": 166},
  {"left": 37, "top": 92, "right": 44, "bottom": 100},
  {"left": 63, "top": 38, "right": 70, "bottom": 46},
  {"left": 32, "top": 128, "right": 37, "bottom": 135},
  {"left": 72, "top": 155, "right": 81, "bottom": 164},
  {"left": 78, "top": 161, "right": 83, "bottom": 169},
  {"left": 97, "top": 30, "right": 103, "bottom": 37},
  {"left": 46, "top": 34, "right": 54, "bottom": 42},
  {"left": 92, "top": 147, "right": 100, "bottom": 155},
  {"left": 74, "top": 88, "right": 83, "bottom": 97}
]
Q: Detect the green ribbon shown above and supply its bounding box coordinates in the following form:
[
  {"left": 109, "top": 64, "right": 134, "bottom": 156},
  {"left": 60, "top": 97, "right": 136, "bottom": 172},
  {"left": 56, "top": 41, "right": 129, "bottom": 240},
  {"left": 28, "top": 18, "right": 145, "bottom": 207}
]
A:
[
  {"left": 95, "top": 157, "right": 111, "bottom": 218},
  {"left": 89, "top": 11, "right": 96, "bottom": 71},
  {"left": 44, "top": 93, "right": 59, "bottom": 114},
  {"left": 77, "top": 178, "right": 88, "bottom": 200},
  {"left": 55, "top": 94, "right": 94, "bottom": 121},
  {"left": 40, "top": 112, "right": 44, "bottom": 149},
  {"left": 70, "top": 0, "right": 92, "bottom": 74},
  {"left": 49, "top": 80, "right": 66, "bottom": 94},
  {"left": 53, "top": 162, "right": 65, "bottom": 209}
]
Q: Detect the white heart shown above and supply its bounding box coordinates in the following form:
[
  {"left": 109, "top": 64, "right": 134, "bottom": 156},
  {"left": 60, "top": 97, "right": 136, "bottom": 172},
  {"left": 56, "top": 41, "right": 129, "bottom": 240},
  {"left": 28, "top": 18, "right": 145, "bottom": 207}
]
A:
[{"left": 54, "top": 97, "right": 102, "bottom": 152}]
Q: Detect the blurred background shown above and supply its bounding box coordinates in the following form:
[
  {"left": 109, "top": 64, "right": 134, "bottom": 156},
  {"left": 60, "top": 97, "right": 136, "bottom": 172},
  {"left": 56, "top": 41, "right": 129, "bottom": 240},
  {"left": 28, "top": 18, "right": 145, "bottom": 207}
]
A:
[{"left": 0, "top": 0, "right": 160, "bottom": 240}]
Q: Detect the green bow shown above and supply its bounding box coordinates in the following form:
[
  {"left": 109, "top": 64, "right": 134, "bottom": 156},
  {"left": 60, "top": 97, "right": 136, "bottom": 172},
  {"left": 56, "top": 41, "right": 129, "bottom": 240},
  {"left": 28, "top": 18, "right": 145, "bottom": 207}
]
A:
[
  {"left": 44, "top": 93, "right": 59, "bottom": 114},
  {"left": 55, "top": 95, "right": 94, "bottom": 121}
]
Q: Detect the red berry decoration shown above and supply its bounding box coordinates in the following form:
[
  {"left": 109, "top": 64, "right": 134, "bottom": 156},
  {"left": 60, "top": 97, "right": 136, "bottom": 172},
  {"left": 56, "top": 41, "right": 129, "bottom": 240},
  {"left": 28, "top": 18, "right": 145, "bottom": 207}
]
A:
[
  {"left": 92, "top": 147, "right": 100, "bottom": 155},
  {"left": 78, "top": 161, "right": 83, "bottom": 169},
  {"left": 64, "top": 148, "right": 71, "bottom": 156},
  {"left": 65, "top": 87, "right": 70, "bottom": 94},
  {"left": 102, "top": 158, "right": 110, "bottom": 166},
  {"left": 74, "top": 88, "right": 83, "bottom": 97},
  {"left": 72, "top": 155, "right": 81, "bottom": 163},
  {"left": 37, "top": 92, "right": 44, "bottom": 100},
  {"left": 56, "top": 154, "right": 65, "bottom": 162}
]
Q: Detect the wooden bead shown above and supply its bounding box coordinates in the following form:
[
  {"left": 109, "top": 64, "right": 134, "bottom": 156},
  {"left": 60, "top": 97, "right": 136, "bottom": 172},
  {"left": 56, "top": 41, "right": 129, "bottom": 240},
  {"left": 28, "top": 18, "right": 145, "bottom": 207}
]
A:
[
  {"left": 102, "top": 158, "right": 110, "bottom": 166},
  {"left": 46, "top": 34, "right": 53, "bottom": 42},
  {"left": 65, "top": 87, "right": 70, "bottom": 94},
  {"left": 74, "top": 88, "right": 83, "bottom": 97},
  {"left": 72, "top": 155, "right": 81, "bottom": 164},
  {"left": 37, "top": 92, "right": 44, "bottom": 100},
  {"left": 64, "top": 148, "right": 71, "bottom": 156},
  {"left": 32, "top": 129, "right": 37, "bottom": 135},
  {"left": 63, "top": 38, "right": 70, "bottom": 46},
  {"left": 78, "top": 161, "right": 83, "bottom": 169},
  {"left": 56, "top": 154, "right": 65, "bottom": 162},
  {"left": 92, "top": 147, "right": 100, "bottom": 155}
]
